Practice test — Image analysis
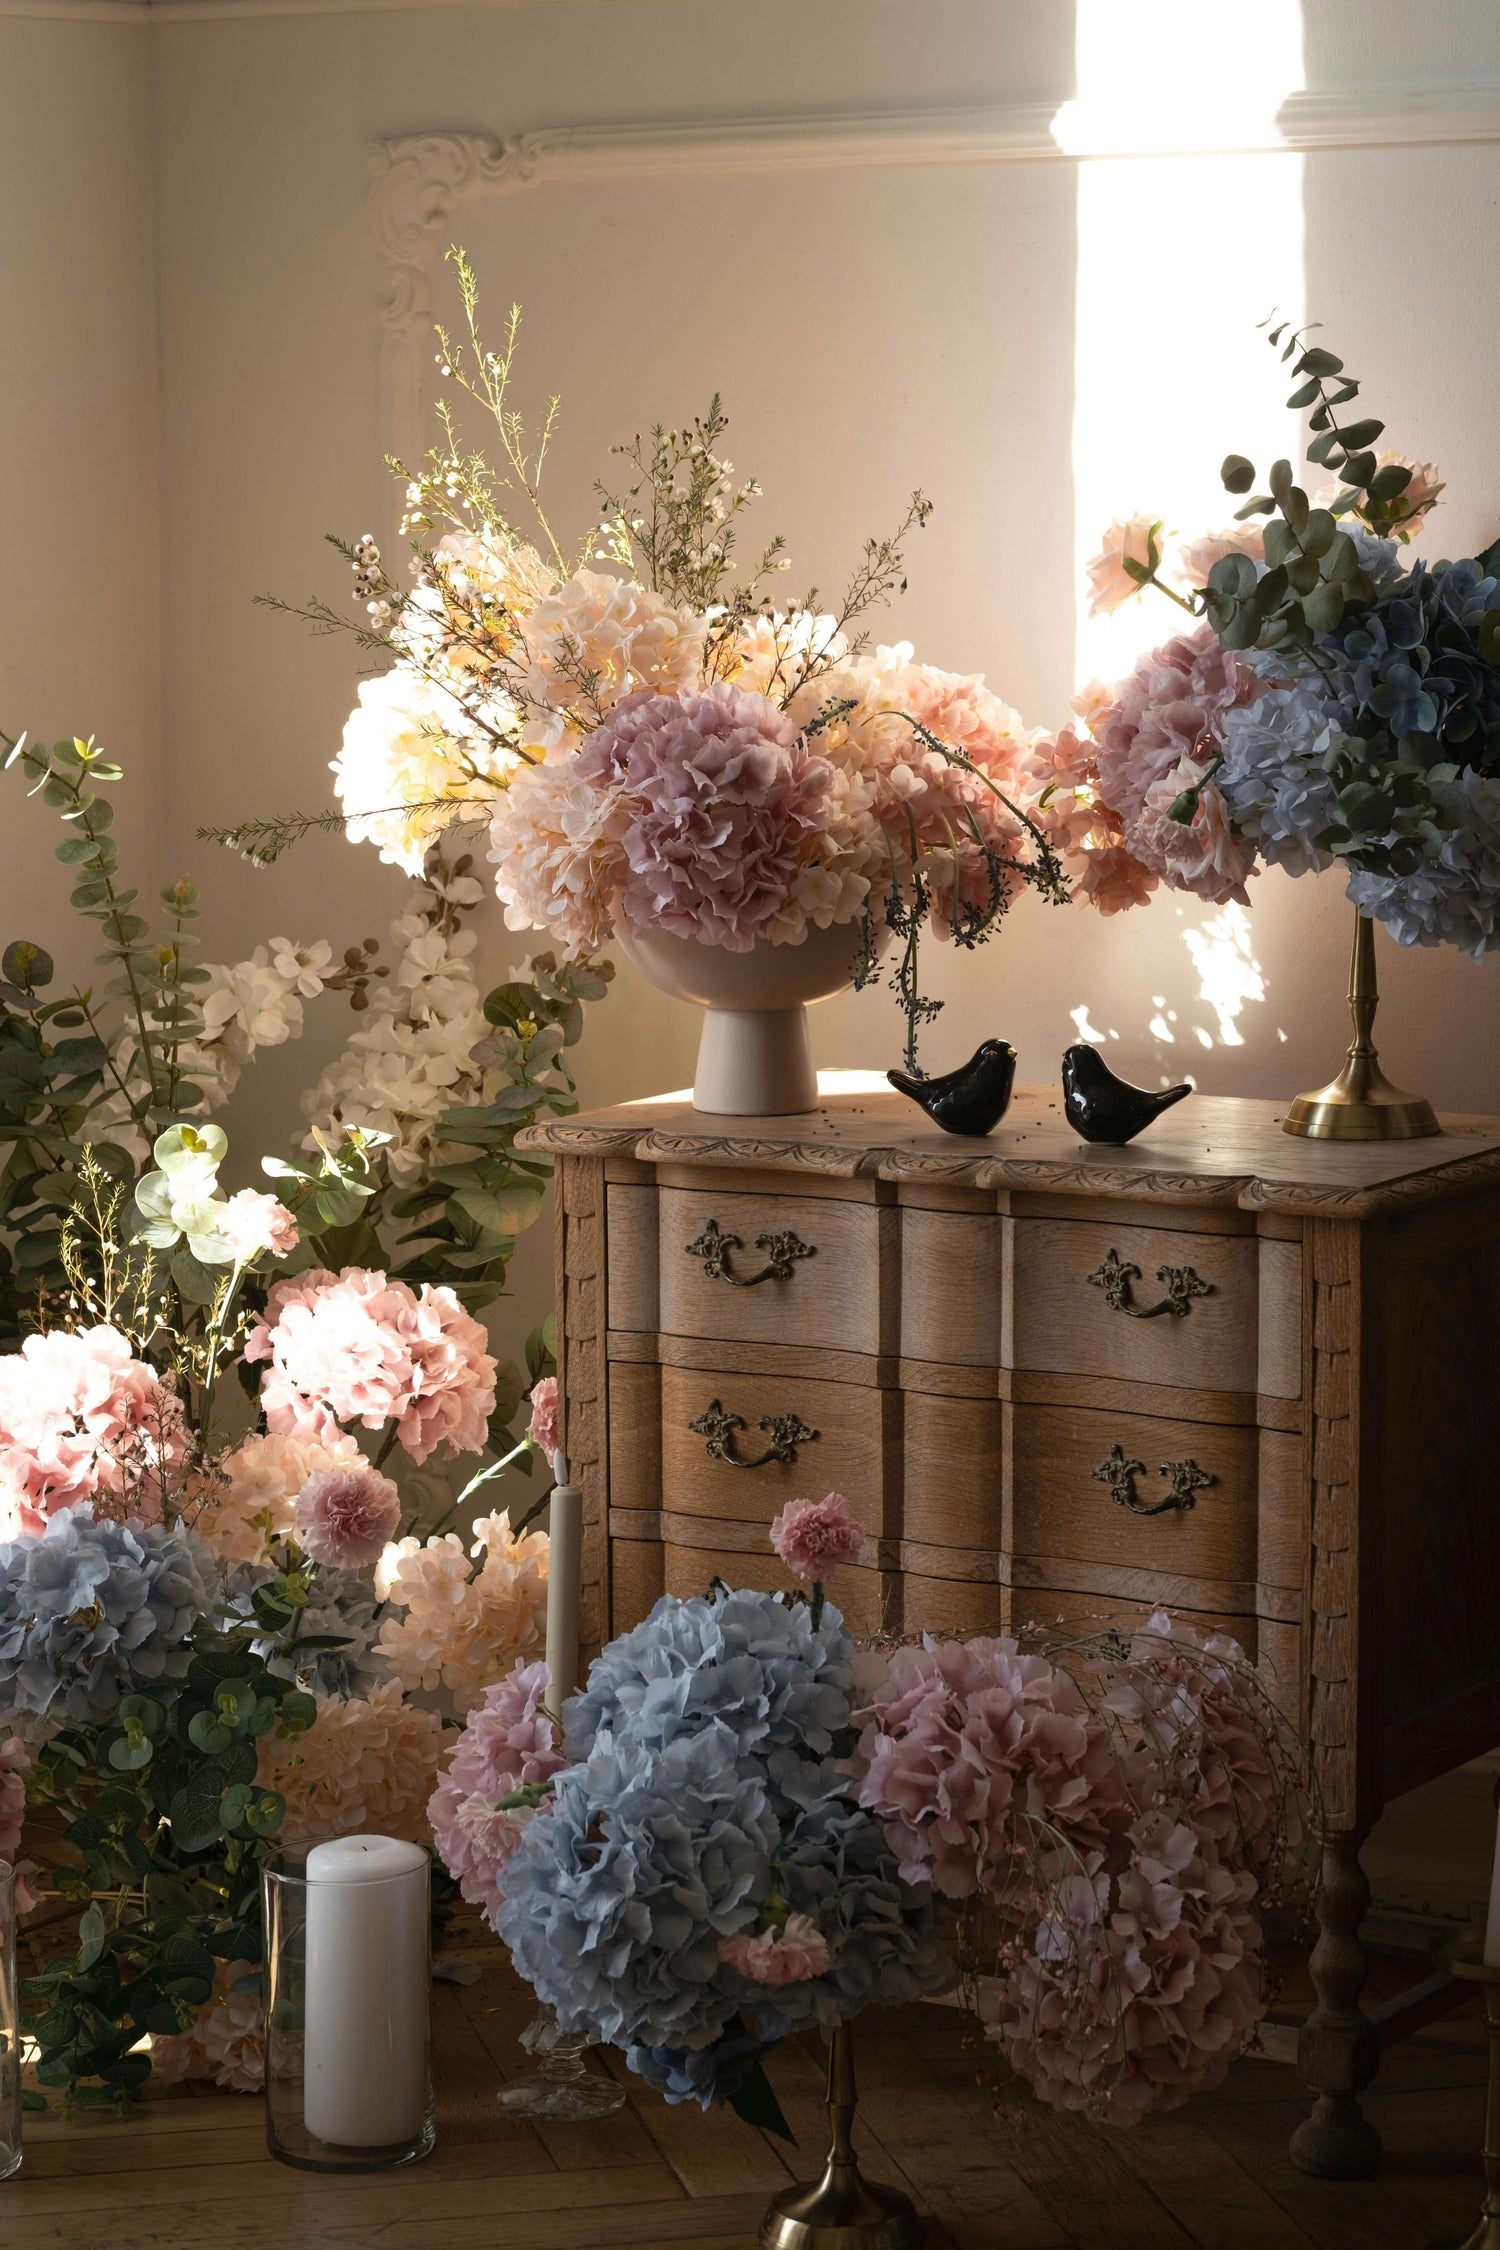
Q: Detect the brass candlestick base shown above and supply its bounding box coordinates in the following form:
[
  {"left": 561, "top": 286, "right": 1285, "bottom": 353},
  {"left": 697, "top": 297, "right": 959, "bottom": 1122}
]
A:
[
  {"left": 1284, "top": 905, "right": 1440, "bottom": 1141},
  {"left": 1431, "top": 1935, "right": 1500, "bottom": 2250},
  {"left": 759, "top": 2023, "right": 920, "bottom": 2250}
]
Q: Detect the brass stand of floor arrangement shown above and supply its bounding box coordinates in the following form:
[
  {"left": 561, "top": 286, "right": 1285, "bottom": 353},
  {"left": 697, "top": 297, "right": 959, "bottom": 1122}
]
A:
[
  {"left": 759, "top": 2023, "right": 920, "bottom": 2250},
  {"left": 1284, "top": 904, "right": 1440, "bottom": 1140},
  {"left": 1433, "top": 1937, "right": 1500, "bottom": 2250}
]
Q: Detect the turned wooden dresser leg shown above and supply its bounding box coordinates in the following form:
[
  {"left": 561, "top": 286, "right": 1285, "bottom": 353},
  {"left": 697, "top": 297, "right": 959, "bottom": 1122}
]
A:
[{"left": 1290, "top": 1826, "right": 1383, "bottom": 2179}]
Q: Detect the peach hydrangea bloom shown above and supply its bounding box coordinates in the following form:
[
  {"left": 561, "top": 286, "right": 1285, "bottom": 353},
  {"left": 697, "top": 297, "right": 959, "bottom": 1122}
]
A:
[
  {"left": 375, "top": 1509, "right": 549, "bottom": 1714},
  {"left": 256, "top": 1679, "right": 449, "bottom": 1851},
  {"left": 150, "top": 1961, "right": 264, "bottom": 2093}
]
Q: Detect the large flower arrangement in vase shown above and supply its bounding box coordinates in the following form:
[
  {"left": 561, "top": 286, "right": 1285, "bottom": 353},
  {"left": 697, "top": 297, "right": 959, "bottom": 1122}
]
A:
[
  {"left": 253, "top": 252, "right": 1068, "bottom": 1114},
  {"left": 428, "top": 1493, "right": 1311, "bottom": 2242},
  {"left": 1034, "top": 321, "right": 1500, "bottom": 1139}
]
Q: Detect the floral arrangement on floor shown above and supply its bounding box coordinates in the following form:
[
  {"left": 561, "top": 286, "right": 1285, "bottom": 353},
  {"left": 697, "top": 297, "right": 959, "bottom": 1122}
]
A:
[
  {"left": 0, "top": 1140, "right": 561, "bottom": 2108},
  {"left": 429, "top": 1492, "right": 1310, "bottom": 2131},
  {"left": 1036, "top": 323, "right": 1500, "bottom": 955},
  {"left": 230, "top": 249, "right": 1069, "bottom": 1070}
]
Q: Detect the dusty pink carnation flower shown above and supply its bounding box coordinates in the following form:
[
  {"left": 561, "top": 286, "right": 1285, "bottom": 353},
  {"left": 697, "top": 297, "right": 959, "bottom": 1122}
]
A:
[
  {"left": 718, "top": 1912, "right": 831, "bottom": 1986},
  {"left": 574, "top": 683, "right": 834, "bottom": 951},
  {"left": 428, "top": 1659, "right": 565, "bottom": 1926},
  {"left": 218, "top": 1189, "right": 299, "bottom": 1262},
  {"left": 294, "top": 1465, "right": 402, "bottom": 1569},
  {"left": 527, "top": 1376, "right": 559, "bottom": 1459},
  {"left": 244, "top": 1266, "right": 496, "bottom": 1467},
  {"left": 769, "top": 1492, "right": 866, "bottom": 1582},
  {"left": 0, "top": 1324, "right": 183, "bottom": 1537}
]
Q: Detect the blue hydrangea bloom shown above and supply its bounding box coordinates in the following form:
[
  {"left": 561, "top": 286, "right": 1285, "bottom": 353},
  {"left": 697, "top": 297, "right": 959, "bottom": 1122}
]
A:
[
  {"left": 725, "top": 1795, "right": 957, "bottom": 2043},
  {"left": 495, "top": 1718, "right": 780, "bottom": 2053},
  {"left": 626, "top": 2024, "right": 761, "bottom": 2109},
  {"left": 0, "top": 1504, "right": 218, "bottom": 1737},
  {"left": 562, "top": 1587, "right": 853, "bottom": 1768}
]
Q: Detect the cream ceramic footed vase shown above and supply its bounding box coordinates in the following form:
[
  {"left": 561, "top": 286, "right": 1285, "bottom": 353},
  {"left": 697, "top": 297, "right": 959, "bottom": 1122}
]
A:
[{"left": 616, "top": 921, "right": 871, "bottom": 1116}]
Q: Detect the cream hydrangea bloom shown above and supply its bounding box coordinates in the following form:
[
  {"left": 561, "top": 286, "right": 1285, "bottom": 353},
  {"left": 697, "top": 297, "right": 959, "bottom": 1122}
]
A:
[
  {"left": 520, "top": 569, "right": 704, "bottom": 719},
  {"left": 332, "top": 666, "right": 519, "bottom": 875},
  {"left": 488, "top": 755, "right": 629, "bottom": 956},
  {"left": 375, "top": 1509, "right": 548, "bottom": 1714},
  {"left": 257, "top": 1678, "right": 450, "bottom": 1851}
]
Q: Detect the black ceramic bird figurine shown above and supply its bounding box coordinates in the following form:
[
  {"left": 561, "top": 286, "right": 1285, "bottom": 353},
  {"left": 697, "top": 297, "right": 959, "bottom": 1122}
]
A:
[
  {"left": 1062, "top": 1044, "right": 1192, "bottom": 1145},
  {"left": 888, "top": 1040, "right": 1018, "bottom": 1137}
]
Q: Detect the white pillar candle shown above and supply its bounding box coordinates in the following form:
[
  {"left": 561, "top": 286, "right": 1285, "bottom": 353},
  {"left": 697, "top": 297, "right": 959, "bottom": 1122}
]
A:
[
  {"left": 304, "top": 1834, "right": 429, "bottom": 2148},
  {"left": 545, "top": 1446, "right": 583, "bottom": 1708},
  {"left": 1485, "top": 1794, "right": 1500, "bottom": 1966}
]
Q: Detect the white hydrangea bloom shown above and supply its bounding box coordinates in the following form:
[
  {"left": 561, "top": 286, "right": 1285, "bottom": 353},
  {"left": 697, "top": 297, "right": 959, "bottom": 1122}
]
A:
[{"left": 332, "top": 666, "right": 519, "bottom": 876}]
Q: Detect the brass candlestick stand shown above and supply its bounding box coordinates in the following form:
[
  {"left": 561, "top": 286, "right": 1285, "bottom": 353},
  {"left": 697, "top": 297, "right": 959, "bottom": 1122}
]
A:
[
  {"left": 1433, "top": 1935, "right": 1500, "bottom": 2250},
  {"left": 1284, "top": 905, "right": 1440, "bottom": 1141},
  {"left": 759, "top": 2023, "right": 919, "bottom": 2250}
]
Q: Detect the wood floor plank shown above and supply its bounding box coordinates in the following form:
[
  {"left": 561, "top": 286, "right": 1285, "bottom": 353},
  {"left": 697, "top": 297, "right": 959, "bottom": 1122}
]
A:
[
  {"left": 453, "top": 1977, "right": 662, "bottom": 2172},
  {"left": 601, "top": 2045, "right": 796, "bottom": 2199},
  {"left": 1101, "top": 2112, "right": 1320, "bottom": 2250}
]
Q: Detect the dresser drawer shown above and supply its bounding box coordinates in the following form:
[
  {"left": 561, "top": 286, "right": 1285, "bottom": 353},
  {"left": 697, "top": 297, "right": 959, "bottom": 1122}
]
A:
[
  {"left": 1010, "top": 1219, "right": 1300, "bottom": 1401},
  {"left": 607, "top": 1360, "right": 896, "bottom": 1633},
  {"left": 1010, "top": 1401, "right": 1300, "bottom": 1604},
  {"left": 639, "top": 1186, "right": 890, "bottom": 1354}
]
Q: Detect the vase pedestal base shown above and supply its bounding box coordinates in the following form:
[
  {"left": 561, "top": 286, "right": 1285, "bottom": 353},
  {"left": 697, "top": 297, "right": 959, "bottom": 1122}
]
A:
[
  {"left": 1283, "top": 906, "right": 1441, "bottom": 1142},
  {"left": 759, "top": 2159, "right": 921, "bottom": 2250},
  {"left": 694, "top": 1004, "right": 817, "bottom": 1116}
]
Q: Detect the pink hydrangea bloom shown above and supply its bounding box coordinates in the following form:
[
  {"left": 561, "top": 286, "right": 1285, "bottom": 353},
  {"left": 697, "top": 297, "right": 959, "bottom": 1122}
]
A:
[
  {"left": 574, "top": 684, "right": 835, "bottom": 951},
  {"left": 218, "top": 1190, "right": 299, "bottom": 1262},
  {"left": 428, "top": 1660, "right": 566, "bottom": 1926},
  {"left": 150, "top": 1961, "right": 264, "bottom": 2092},
  {"left": 244, "top": 1266, "right": 496, "bottom": 1467},
  {"left": 769, "top": 1492, "right": 866, "bottom": 1582},
  {"left": 294, "top": 1465, "right": 401, "bottom": 1569},
  {"left": 852, "top": 1637, "right": 1138, "bottom": 1898},
  {"left": 0, "top": 1325, "right": 184, "bottom": 1537},
  {"left": 527, "top": 1376, "right": 559, "bottom": 1458},
  {"left": 1091, "top": 626, "right": 1254, "bottom": 830},
  {"left": 718, "top": 1912, "right": 831, "bottom": 1985}
]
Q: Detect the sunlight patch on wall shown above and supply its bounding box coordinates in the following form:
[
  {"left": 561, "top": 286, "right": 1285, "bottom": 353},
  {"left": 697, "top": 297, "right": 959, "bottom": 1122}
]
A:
[
  {"left": 1182, "top": 902, "right": 1266, "bottom": 1047},
  {"left": 1064, "top": 0, "right": 1307, "bottom": 689}
]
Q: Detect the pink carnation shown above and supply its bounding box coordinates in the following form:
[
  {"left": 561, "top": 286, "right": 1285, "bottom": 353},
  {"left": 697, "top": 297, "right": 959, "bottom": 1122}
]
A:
[
  {"left": 0, "top": 1325, "right": 184, "bottom": 1537},
  {"left": 294, "top": 1465, "right": 401, "bottom": 1569},
  {"left": 574, "top": 684, "right": 834, "bottom": 951},
  {"left": 769, "top": 1492, "right": 866, "bottom": 1582},
  {"left": 718, "top": 1913, "right": 831, "bottom": 1986},
  {"left": 218, "top": 1190, "right": 299, "bottom": 1262},
  {"left": 527, "top": 1376, "right": 559, "bottom": 1458},
  {"left": 428, "top": 1660, "right": 566, "bottom": 1926},
  {"left": 244, "top": 1267, "right": 496, "bottom": 1467}
]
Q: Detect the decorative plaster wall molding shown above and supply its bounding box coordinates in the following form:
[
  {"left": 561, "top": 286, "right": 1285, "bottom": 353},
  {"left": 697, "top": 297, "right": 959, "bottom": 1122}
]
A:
[{"left": 368, "top": 91, "right": 1500, "bottom": 481}]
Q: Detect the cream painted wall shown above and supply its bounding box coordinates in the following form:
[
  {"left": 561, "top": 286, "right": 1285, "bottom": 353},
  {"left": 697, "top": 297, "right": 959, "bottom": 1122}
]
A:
[
  {"left": 0, "top": 14, "right": 162, "bottom": 989},
  {"left": 9, "top": 0, "right": 1500, "bottom": 1377}
]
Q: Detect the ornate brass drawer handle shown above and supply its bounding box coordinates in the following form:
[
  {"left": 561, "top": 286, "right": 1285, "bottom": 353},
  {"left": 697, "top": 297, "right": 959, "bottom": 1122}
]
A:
[
  {"left": 1092, "top": 1442, "right": 1216, "bottom": 1517},
  {"left": 1087, "top": 1245, "right": 1213, "bottom": 1320},
  {"left": 689, "top": 1398, "right": 819, "bottom": 1469},
  {"left": 685, "top": 1217, "right": 817, "bottom": 1287}
]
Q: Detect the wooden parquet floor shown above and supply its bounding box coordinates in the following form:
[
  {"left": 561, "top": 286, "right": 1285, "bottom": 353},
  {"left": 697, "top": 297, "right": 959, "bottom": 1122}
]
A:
[{"left": 6, "top": 1951, "right": 1486, "bottom": 2250}]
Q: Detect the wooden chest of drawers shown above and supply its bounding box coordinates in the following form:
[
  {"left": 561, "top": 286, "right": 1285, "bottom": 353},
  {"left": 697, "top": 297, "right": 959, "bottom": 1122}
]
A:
[{"left": 520, "top": 1078, "right": 1500, "bottom": 2178}]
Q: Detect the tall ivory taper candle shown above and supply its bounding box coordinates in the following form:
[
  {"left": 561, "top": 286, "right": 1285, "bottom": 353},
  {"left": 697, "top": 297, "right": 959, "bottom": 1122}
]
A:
[{"left": 545, "top": 1447, "right": 582, "bottom": 1709}]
